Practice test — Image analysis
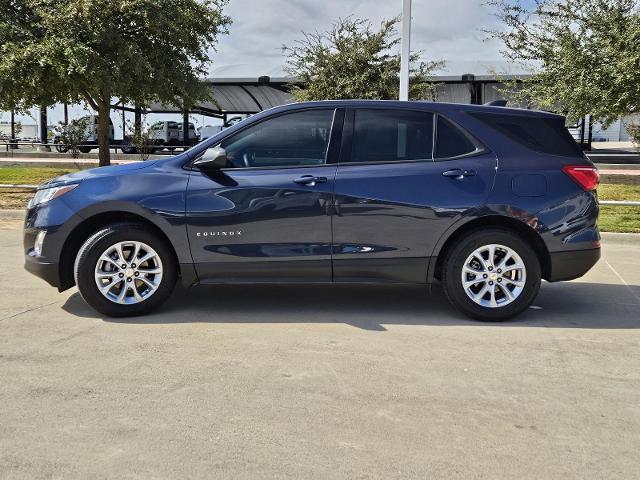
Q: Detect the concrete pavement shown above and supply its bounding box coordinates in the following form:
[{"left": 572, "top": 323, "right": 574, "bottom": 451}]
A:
[{"left": 1, "top": 219, "right": 639, "bottom": 479}]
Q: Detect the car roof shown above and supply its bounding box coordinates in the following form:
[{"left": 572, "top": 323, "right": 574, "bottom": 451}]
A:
[{"left": 272, "top": 99, "right": 563, "bottom": 119}]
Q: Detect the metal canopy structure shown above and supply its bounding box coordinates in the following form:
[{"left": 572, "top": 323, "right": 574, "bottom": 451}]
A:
[{"left": 146, "top": 77, "right": 294, "bottom": 118}]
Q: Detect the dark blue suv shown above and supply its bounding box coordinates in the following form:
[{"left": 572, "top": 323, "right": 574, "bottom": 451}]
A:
[{"left": 23, "top": 100, "right": 600, "bottom": 320}]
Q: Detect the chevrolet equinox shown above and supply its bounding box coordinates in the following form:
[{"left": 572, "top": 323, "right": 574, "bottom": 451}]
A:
[{"left": 23, "top": 100, "right": 601, "bottom": 320}]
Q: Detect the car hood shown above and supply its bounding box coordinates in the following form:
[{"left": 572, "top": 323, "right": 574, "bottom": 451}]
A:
[{"left": 39, "top": 161, "right": 157, "bottom": 189}]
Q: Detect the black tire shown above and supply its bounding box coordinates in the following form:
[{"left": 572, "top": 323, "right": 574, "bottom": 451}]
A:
[
  {"left": 78, "top": 146, "right": 92, "bottom": 153},
  {"left": 74, "top": 223, "right": 177, "bottom": 317},
  {"left": 441, "top": 228, "right": 541, "bottom": 321}
]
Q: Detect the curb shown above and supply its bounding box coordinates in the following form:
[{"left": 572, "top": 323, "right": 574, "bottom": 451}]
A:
[
  {"left": 594, "top": 163, "right": 640, "bottom": 170},
  {"left": 600, "top": 174, "right": 640, "bottom": 185},
  {"left": 600, "top": 232, "right": 640, "bottom": 245},
  {"left": 0, "top": 209, "right": 25, "bottom": 221},
  {"left": 0, "top": 152, "right": 163, "bottom": 161},
  {"left": 0, "top": 159, "right": 136, "bottom": 169}
]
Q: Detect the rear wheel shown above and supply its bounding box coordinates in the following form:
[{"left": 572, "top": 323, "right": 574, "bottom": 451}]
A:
[
  {"left": 78, "top": 146, "right": 92, "bottom": 153},
  {"left": 441, "top": 228, "right": 541, "bottom": 321},
  {"left": 74, "top": 223, "right": 177, "bottom": 317}
]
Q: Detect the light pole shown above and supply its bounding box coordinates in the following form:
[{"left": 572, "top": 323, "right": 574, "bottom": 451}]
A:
[{"left": 399, "top": 0, "right": 412, "bottom": 101}]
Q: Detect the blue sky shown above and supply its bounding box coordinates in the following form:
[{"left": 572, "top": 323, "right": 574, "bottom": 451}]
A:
[{"left": 1, "top": 0, "right": 515, "bottom": 136}]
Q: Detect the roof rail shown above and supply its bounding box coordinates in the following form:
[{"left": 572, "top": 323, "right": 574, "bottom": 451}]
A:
[{"left": 484, "top": 100, "right": 507, "bottom": 107}]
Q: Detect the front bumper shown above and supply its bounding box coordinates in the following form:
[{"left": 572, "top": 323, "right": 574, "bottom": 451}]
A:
[
  {"left": 23, "top": 197, "right": 84, "bottom": 290},
  {"left": 548, "top": 248, "right": 601, "bottom": 282},
  {"left": 24, "top": 253, "right": 60, "bottom": 288}
]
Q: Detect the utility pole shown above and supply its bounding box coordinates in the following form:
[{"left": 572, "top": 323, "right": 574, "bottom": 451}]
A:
[{"left": 399, "top": 0, "right": 412, "bottom": 101}]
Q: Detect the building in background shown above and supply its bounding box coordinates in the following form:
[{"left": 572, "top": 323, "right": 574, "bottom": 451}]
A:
[{"left": 1, "top": 61, "right": 636, "bottom": 147}]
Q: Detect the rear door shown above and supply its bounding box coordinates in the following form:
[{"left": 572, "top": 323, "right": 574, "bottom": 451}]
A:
[{"left": 331, "top": 108, "right": 497, "bottom": 283}]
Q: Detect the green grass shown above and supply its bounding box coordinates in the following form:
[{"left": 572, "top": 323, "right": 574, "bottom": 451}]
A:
[
  {"left": 0, "top": 166, "right": 82, "bottom": 185},
  {"left": 598, "top": 183, "right": 640, "bottom": 201},
  {"left": 599, "top": 206, "right": 640, "bottom": 233},
  {"left": 0, "top": 166, "right": 85, "bottom": 209},
  {"left": 597, "top": 183, "right": 640, "bottom": 233},
  {"left": 0, "top": 166, "right": 638, "bottom": 233}
]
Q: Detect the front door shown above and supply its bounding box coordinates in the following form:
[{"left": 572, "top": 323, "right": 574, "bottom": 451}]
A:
[
  {"left": 332, "top": 108, "right": 497, "bottom": 283},
  {"left": 186, "top": 108, "right": 341, "bottom": 283}
]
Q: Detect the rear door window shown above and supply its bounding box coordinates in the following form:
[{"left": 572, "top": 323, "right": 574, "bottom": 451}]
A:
[
  {"left": 470, "top": 112, "right": 583, "bottom": 157},
  {"left": 350, "top": 109, "right": 434, "bottom": 163}
]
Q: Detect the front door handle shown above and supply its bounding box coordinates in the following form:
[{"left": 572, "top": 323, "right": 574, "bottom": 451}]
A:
[
  {"left": 293, "top": 175, "right": 327, "bottom": 186},
  {"left": 442, "top": 169, "right": 477, "bottom": 180}
]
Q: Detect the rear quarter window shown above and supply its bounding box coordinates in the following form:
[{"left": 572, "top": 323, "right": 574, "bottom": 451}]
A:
[
  {"left": 435, "top": 116, "right": 479, "bottom": 159},
  {"left": 470, "top": 112, "right": 583, "bottom": 157}
]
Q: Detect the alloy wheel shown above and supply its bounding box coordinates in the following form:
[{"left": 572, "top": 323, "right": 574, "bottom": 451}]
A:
[
  {"left": 94, "top": 241, "right": 163, "bottom": 305},
  {"left": 461, "top": 243, "right": 526, "bottom": 308}
]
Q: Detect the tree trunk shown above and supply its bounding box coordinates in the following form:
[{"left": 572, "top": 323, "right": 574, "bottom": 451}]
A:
[
  {"left": 134, "top": 104, "right": 142, "bottom": 137},
  {"left": 97, "top": 102, "right": 111, "bottom": 166},
  {"left": 10, "top": 110, "right": 16, "bottom": 150},
  {"left": 183, "top": 109, "right": 190, "bottom": 151}
]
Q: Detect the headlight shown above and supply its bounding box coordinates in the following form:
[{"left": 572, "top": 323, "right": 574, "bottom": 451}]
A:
[{"left": 28, "top": 184, "right": 78, "bottom": 208}]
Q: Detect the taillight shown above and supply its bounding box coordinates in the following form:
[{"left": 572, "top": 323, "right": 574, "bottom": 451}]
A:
[{"left": 562, "top": 165, "right": 600, "bottom": 191}]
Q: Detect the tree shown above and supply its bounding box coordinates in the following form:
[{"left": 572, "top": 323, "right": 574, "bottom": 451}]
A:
[
  {"left": 0, "top": 0, "right": 231, "bottom": 166},
  {"left": 124, "top": 118, "right": 156, "bottom": 162},
  {"left": 54, "top": 117, "right": 90, "bottom": 158},
  {"left": 0, "top": 120, "right": 21, "bottom": 142},
  {"left": 486, "top": 0, "right": 640, "bottom": 125},
  {"left": 284, "top": 17, "right": 444, "bottom": 102},
  {"left": 627, "top": 122, "right": 640, "bottom": 151}
]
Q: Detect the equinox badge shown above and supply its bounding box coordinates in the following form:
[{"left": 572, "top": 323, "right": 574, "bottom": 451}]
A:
[{"left": 196, "top": 230, "right": 243, "bottom": 237}]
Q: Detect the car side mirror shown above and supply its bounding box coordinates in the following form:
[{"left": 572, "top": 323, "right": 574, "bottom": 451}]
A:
[{"left": 193, "top": 146, "right": 227, "bottom": 169}]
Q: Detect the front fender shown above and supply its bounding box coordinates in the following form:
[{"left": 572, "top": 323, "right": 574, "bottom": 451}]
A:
[
  {"left": 68, "top": 200, "right": 192, "bottom": 265},
  {"left": 58, "top": 167, "right": 192, "bottom": 265}
]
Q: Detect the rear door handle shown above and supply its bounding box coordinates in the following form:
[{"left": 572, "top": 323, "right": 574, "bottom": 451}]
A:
[
  {"left": 442, "top": 169, "right": 477, "bottom": 180},
  {"left": 294, "top": 175, "right": 327, "bottom": 186}
]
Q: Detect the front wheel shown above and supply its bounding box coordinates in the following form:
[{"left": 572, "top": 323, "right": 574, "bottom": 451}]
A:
[
  {"left": 441, "top": 228, "right": 541, "bottom": 321},
  {"left": 74, "top": 223, "right": 177, "bottom": 317}
]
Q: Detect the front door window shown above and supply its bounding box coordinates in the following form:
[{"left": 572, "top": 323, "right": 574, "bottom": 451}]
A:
[{"left": 219, "top": 109, "right": 335, "bottom": 168}]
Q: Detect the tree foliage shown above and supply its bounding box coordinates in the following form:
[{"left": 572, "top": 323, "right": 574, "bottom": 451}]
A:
[
  {"left": 0, "top": 0, "right": 231, "bottom": 165},
  {"left": 487, "top": 0, "right": 640, "bottom": 125},
  {"left": 284, "top": 17, "right": 444, "bottom": 102}
]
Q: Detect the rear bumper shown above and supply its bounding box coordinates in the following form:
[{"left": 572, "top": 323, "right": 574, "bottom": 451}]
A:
[
  {"left": 548, "top": 248, "right": 600, "bottom": 282},
  {"left": 24, "top": 254, "right": 60, "bottom": 288}
]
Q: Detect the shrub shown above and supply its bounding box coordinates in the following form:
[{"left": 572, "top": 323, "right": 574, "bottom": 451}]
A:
[
  {"left": 56, "top": 118, "right": 90, "bottom": 158},
  {"left": 627, "top": 122, "right": 640, "bottom": 153}
]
